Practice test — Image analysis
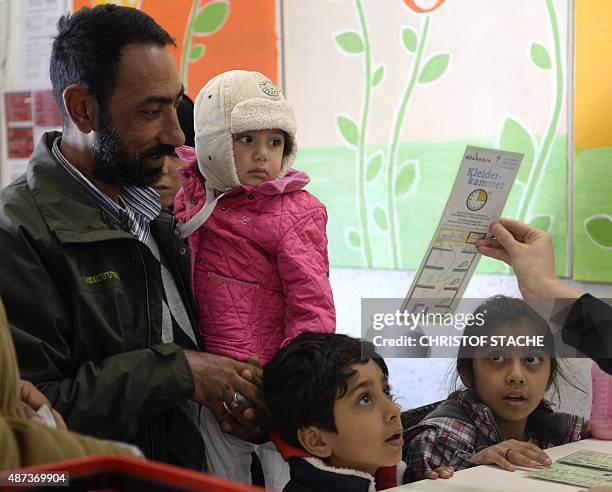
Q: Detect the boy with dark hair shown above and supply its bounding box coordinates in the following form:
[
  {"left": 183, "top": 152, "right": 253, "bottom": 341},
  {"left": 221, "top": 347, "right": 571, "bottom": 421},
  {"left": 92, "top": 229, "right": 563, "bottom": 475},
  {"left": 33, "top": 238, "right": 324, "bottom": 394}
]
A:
[{"left": 263, "top": 332, "right": 453, "bottom": 491}]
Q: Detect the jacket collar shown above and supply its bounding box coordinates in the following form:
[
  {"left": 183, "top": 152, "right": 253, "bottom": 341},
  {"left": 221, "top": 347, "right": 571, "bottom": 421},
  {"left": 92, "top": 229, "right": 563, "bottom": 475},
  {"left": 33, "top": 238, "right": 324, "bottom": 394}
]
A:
[
  {"left": 269, "top": 431, "right": 406, "bottom": 491},
  {"left": 27, "top": 132, "right": 140, "bottom": 244}
]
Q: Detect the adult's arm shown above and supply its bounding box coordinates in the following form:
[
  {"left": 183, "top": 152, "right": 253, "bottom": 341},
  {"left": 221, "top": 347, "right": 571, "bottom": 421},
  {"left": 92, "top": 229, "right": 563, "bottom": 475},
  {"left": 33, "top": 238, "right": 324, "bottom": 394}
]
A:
[{"left": 476, "top": 218, "right": 612, "bottom": 374}]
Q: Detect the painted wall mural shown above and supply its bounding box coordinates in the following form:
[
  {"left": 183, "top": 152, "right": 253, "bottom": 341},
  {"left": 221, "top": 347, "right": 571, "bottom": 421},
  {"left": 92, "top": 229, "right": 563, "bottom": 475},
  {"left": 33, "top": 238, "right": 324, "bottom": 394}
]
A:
[
  {"left": 283, "top": 0, "right": 569, "bottom": 275},
  {"left": 574, "top": 0, "right": 612, "bottom": 282},
  {"left": 73, "top": 0, "right": 278, "bottom": 97}
]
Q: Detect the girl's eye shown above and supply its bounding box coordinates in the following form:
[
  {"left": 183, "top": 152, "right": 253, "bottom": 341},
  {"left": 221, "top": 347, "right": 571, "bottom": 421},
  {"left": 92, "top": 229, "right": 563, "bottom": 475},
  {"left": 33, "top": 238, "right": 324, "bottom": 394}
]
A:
[
  {"left": 489, "top": 352, "right": 505, "bottom": 363},
  {"left": 237, "top": 135, "right": 252, "bottom": 144},
  {"left": 270, "top": 138, "right": 283, "bottom": 147},
  {"left": 524, "top": 355, "right": 542, "bottom": 366},
  {"left": 358, "top": 393, "right": 371, "bottom": 406}
]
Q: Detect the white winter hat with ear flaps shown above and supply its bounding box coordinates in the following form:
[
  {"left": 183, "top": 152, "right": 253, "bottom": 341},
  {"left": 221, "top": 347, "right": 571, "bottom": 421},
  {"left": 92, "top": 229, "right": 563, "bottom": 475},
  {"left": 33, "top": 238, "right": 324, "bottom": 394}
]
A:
[{"left": 193, "top": 70, "right": 298, "bottom": 193}]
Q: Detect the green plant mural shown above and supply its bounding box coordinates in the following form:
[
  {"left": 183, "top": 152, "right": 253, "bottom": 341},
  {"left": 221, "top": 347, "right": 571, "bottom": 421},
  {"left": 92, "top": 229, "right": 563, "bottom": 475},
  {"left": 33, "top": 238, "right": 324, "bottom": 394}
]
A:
[
  {"left": 499, "top": 0, "right": 564, "bottom": 236},
  {"left": 180, "top": 0, "right": 229, "bottom": 88},
  {"left": 334, "top": 0, "right": 449, "bottom": 268},
  {"left": 322, "top": 0, "right": 567, "bottom": 274}
]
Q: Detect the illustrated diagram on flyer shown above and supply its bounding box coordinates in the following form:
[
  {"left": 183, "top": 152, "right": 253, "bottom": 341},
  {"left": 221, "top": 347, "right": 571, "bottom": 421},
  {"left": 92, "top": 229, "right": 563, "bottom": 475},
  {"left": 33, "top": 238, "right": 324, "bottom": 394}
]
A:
[{"left": 402, "top": 146, "right": 523, "bottom": 316}]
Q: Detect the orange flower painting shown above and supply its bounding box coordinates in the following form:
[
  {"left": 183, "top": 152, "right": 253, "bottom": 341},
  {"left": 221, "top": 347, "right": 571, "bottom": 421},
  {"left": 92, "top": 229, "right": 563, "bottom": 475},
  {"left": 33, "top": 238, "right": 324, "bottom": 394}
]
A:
[{"left": 72, "top": 0, "right": 278, "bottom": 97}]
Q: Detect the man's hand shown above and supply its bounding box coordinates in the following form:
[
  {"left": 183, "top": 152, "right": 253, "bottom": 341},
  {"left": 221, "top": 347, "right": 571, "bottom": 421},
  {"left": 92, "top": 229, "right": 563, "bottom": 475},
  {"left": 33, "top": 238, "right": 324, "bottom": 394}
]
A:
[
  {"left": 424, "top": 466, "right": 454, "bottom": 480},
  {"left": 475, "top": 219, "right": 581, "bottom": 300},
  {"left": 470, "top": 440, "right": 551, "bottom": 472},
  {"left": 184, "top": 351, "right": 269, "bottom": 439},
  {"left": 19, "top": 380, "right": 67, "bottom": 430}
]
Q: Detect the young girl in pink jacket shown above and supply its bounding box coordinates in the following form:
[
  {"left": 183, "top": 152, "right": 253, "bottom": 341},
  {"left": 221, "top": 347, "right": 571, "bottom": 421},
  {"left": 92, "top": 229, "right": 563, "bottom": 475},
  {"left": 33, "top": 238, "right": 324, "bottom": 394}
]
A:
[{"left": 174, "top": 70, "right": 335, "bottom": 488}]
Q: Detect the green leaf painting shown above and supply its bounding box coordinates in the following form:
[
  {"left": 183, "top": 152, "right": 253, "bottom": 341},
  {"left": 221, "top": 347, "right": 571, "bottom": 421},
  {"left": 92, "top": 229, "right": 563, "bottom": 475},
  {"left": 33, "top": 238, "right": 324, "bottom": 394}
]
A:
[
  {"left": 585, "top": 215, "right": 612, "bottom": 248},
  {"left": 189, "top": 44, "right": 205, "bottom": 61},
  {"left": 336, "top": 115, "right": 359, "bottom": 146},
  {"left": 193, "top": 1, "right": 229, "bottom": 34},
  {"left": 347, "top": 229, "right": 362, "bottom": 249},
  {"left": 395, "top": 162, "right": 417, "bottom": 197},
  {"left": 366, "top": 151, "right": 384, "bottom": 182},
  {"left": 372, "top": 64, "right": 385, "bottom": 86},
  {"left": 499, "top": 117, "right": 535, "bottom": 183},
  {"left": 402, "top": 27, "right": 417, "bottom": 53},
  {"left": 530, "top": 42, "right": 552, "bottom": 69},
  {"left": 373, "top": 206, "right": 389, "bottom": 230},
  {"left": 418, "top": 53, "right": 449, "bottom": 83},
  {"left": 530, "top": 214, "right": 554, "bottom": 233},
  {"left": 335, "top": 31, "right": 365, "bottom": 54}
]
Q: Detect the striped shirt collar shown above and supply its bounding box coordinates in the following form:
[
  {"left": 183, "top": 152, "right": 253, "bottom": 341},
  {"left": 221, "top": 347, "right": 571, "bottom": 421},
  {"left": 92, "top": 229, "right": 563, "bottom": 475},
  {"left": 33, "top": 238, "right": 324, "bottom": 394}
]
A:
[{"left": 52, "top": 136, "right": 161, "bottom": 243}]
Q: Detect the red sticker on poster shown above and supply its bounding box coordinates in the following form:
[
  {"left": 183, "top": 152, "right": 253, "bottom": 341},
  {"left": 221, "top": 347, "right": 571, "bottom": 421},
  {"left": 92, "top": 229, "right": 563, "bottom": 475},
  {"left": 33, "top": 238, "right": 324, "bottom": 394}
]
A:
[
  {"left": 7, "top": 127, "right": 34, "bottom": 159},
  {"left": 4, "top": 92, "right": 32, "bottom": 123},
  {"left": 34, "top": 90, "right": 62, "bottom": 127}
]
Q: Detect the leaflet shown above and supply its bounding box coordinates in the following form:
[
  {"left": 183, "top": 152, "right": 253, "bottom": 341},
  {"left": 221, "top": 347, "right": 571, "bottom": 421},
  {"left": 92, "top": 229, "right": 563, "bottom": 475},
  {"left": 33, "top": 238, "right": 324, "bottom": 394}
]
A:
[
  {"left": 402, "top": 146, "right": 523, "bottom": 315},
  {"left": 527, "top": 451, "right": 612, "bottom": 488}
]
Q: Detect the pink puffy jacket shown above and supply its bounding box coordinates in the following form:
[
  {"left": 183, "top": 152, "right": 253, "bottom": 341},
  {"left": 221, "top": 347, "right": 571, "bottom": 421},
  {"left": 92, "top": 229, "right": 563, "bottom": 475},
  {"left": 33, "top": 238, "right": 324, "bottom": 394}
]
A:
[{"left": 174, "top": 146, "right": 335, "bottom": 363}]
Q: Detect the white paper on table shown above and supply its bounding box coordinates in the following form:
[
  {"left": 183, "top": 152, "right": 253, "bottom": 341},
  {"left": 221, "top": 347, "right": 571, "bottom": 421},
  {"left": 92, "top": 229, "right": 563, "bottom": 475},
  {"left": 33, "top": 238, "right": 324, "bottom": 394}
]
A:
[{"left": 402, "top": 145, "right": 523, "bottom": 316}]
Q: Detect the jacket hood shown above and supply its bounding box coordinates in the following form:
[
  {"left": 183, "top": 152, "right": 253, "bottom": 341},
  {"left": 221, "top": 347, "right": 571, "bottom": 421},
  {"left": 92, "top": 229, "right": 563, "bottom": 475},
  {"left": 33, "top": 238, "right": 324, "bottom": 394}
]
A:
[{"left": 193, "top": 70, "right": 297, "bottom": 193}]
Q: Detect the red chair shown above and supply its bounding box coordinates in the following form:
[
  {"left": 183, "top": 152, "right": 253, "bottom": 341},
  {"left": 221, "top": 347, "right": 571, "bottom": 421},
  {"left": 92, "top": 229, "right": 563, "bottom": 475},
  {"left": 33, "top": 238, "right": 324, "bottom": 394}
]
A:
[{"left": 3, "top": 455, "right": 264, "bottom": 491}]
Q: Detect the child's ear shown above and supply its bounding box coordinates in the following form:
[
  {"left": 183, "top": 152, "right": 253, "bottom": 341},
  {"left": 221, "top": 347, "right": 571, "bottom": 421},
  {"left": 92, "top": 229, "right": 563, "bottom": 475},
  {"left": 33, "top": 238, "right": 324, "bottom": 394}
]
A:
[{"left": 297, "top": 426, "right": 332, "bottom": 458}]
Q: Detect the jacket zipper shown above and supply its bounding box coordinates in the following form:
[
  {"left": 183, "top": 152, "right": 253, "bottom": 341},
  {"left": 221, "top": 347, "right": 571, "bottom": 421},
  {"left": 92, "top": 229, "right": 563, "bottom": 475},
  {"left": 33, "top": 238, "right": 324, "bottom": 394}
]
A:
[{"left": 136, "top": 244, "right": 153, "bottom": 458}]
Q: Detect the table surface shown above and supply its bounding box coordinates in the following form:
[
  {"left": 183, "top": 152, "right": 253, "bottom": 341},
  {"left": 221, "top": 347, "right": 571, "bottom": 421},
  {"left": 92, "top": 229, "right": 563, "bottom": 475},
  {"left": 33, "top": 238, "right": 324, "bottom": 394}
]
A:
[{"left": 388, "top": 439, "right": 612, "bottom": 491}]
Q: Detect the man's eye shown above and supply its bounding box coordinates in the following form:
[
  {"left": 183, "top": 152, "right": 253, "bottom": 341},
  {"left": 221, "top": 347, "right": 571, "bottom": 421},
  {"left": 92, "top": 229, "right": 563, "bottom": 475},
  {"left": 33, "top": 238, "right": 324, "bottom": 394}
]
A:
[{"left": 141, "top": 110, "right": 161, "bottom": 118}]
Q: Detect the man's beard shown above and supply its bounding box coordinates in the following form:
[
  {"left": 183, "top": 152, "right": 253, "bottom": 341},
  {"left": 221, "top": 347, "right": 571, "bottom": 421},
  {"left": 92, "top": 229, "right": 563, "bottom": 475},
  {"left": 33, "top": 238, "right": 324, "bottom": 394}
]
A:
[{"left": 91, "top": 109, "right": 174, "bottom": 187}]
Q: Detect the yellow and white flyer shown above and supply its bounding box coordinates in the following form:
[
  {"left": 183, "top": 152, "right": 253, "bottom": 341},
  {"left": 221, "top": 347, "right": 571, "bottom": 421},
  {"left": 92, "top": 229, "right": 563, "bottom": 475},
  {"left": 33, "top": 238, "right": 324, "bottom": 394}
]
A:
[{"left": 402, "top": 146, "right": 523, "bottom": 315}]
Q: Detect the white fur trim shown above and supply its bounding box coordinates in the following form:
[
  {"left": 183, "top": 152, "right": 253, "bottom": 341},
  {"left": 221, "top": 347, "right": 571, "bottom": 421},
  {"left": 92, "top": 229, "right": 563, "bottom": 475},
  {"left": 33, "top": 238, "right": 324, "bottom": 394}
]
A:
[
  {"left": 193, "top": 70, "right": 298, "bottom": 192},
  {"left": 302, "top": 457, "right": 377, "bottom": 492},
  {"left": 396, "top": 460, "right": 407, "bottom": 485}
]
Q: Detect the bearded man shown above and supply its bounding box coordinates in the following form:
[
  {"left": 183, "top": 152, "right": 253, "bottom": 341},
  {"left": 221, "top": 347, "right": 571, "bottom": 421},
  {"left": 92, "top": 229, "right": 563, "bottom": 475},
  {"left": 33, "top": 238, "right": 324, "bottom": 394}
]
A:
[{"left": 0, "top": 5, "right": 265, "bottom": 469}]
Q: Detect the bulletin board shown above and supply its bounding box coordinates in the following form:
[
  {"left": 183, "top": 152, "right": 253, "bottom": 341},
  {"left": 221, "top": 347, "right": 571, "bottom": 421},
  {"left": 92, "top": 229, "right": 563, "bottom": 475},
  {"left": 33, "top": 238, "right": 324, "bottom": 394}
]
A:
[
  {"left": 72, "top": 0, "right": 279, "bottom": 98},
  {"left": 283, "top": 0, "right": 569, "bottom": 275},
  {"left": 573, "top": 0, "right": 612, "bottom": 282}
]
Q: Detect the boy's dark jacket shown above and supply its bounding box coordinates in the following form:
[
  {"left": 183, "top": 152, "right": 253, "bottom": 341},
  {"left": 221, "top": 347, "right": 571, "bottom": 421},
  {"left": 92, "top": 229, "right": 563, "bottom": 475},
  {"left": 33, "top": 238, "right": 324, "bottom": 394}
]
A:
[
  {"left": 270, "top": 432, "right": 406, "bottom": 492},
  {"left": 403, "top": 389, "right": 583, "bottom": 481}
]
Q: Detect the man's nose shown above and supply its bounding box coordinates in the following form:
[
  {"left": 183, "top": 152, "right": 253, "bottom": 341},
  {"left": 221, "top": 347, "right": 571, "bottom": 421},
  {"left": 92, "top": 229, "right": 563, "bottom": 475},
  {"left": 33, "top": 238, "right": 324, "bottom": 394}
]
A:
[{"left": 161, "top": 108, "right": 185, "bottom": 148}]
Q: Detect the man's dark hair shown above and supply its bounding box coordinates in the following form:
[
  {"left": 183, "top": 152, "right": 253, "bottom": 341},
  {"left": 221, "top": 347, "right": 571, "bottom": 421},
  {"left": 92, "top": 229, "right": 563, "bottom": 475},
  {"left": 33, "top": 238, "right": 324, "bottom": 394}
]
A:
[
  {"left": 50, "top": 5, "right": 175, "bottom": 122},
  {"left": 263, "top": 332, "right": 389, "bottom": 449}
]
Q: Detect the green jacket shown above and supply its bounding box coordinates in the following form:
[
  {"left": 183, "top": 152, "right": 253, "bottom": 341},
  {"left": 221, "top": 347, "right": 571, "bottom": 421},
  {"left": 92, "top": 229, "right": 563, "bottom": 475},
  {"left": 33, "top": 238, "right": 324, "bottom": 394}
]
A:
[{"left": 0, "top": 132, "right": 204, "bottom": 468}]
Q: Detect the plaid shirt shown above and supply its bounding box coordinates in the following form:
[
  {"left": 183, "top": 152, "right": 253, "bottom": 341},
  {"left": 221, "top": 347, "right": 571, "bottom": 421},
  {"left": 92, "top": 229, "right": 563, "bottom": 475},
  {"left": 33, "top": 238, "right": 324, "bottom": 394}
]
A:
[{"left": 403, "top": 389, "right": 584, "bottom": 482}]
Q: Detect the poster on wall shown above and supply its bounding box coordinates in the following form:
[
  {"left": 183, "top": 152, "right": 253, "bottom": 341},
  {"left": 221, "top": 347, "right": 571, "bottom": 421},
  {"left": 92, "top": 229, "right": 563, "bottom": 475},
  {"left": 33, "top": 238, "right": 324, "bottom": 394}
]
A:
[
  {"left": 283, "top": 0, "right": 569, "bottom": 276},
  {"left": 573, "top": 0, "right": 612, "bottom": 283},
  {"left": 72, "top": 0, "right": 278, "bottom": 98},
  {"left": 21, "top": 0, "right": 67, "bottom": 87},
  {"left": 3, "top": 90, "right": 62, "bottom": 180}
]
